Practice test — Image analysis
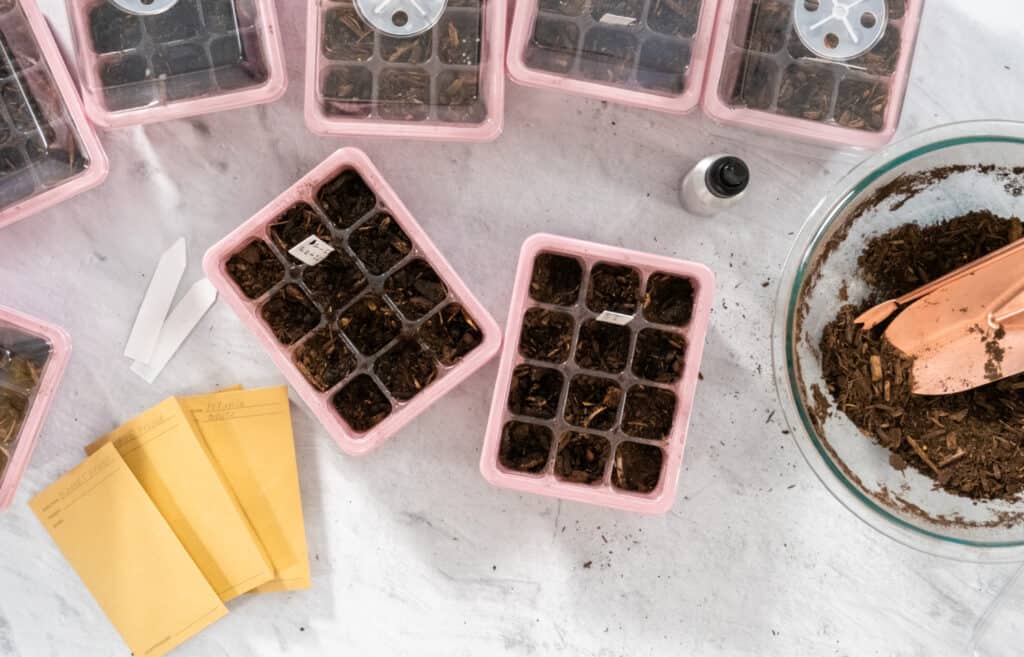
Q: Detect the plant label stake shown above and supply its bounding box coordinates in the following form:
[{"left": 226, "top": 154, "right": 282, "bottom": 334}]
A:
[
  {"left": 353, "top": 0, "right": 448, "bottom": 37},
  {"left": 109, "top": 0, "right": 180, "bottom": 16},
  {"left": 793, "top": 0, "right": 887, "bottom": 61}
]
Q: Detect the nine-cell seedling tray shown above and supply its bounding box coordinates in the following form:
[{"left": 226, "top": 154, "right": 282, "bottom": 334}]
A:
[
  {"left": 481, "top": 234, "right": 714, "bottom": 513},
  {"left": 304, "top": 0, "right": 506, "bottom": 140},
  {"left": 703, "top": 0, "right": 923, "bottom": 148},
  {"left": 204, "top": 148, "right": 501, "bottom": 455},
  {"left": 506, "top": 0, "right": 718, "bottom": 113},
  {"left": 0, "top": 306, "right": 71, "bottom": 512},
  {"left": 66, "top": 0, "right": 287, "bottom": 128},
  {"left": 0, "top": 0, "right": 107, "bottom": 229}
]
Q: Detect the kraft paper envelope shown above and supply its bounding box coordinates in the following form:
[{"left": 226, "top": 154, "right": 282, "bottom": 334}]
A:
[
  {"left": 86, "top": 397, "right": 274, "bottom": 601},
  {"left": 183, "top": 386, "right": 311, "bottom": 592},
  {"left": 31, "top": 444, "right": 227, "bottom": 657}
]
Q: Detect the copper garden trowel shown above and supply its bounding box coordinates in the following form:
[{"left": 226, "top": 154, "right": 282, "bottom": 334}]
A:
[{"left": 854, "top": 238, "right": 1024, "bottom": 395}]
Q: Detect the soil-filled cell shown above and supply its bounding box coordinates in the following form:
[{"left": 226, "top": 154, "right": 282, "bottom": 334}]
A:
[
  {"left": 261, "top": 284, "right": 321, "bottom": 345},
  {"left": 539, "top": 0, "right": 588, "bottom": 17},
  {"left": 317, "top": 169, "right": 377, "bottom": 228},
  {"left": 647, "top": 0, "right": 701, "bottom": 37},
  {"left": 590, "top": 0, "right": 642, "bottom": 22},
  {"left": 777, "top": 64, "right": 835, "bottom": 122},
  {"left": 834, "top": 78, "right": 888, "bottom": 132},
  {"left": 637, "top": 38, "right": 690, "bottom": 93},
  {"left": 226, "top": 239, "right": 284, "bottom": 299},
  {"left": 0, "top": 387, "right": 27, "bottom": 447},
  {"left": 333, "top": 374, "right": 392, "bottom": 432},
  {"left": 621, "top": 385, "right": 677, "bottom": 440},
  {"left": 499, "top": 421, "right": 553, "bottom": 473},
  {"left": 526, "top": 17, "right": 580, "bottom": 74},
  {"left": 155, "top": 44, "right": 213, "bottom": 100},
  {"left": 519, "top": 308, "right": 574, "bottom": 364},
  {"left": 374, "top": 339, "right": 438, "bottom": 401},
  {"left": 100, "top": 55, "right": 156, "bottom": 112},
  {"left": 437, "top": 71, "right": 486, "bottom": 123},
  {"left": 202, "top": 0, "right": 245, "bottom": 32},
  {"left": 419, "top": 303, "right": 483, "bottom": 365},
  {"left": 339, "top": 294, "right": 401, "bottom": 355},
  {"left": 643, "top": 272, "right": 694, "bottom": 326},
  {"left": 380, "top": 31, "right": 432, "bottom": 64},
  {"left": 377, "top": 68, "right": 431, "bottom": 121},
  {"left": 574, "top": 319, "right": 630, "bottom": 373},
  {"left": 302, "top": 251, "right": 369, "bottom": 311},
  {"left": 322, "top": 66, "right": 374, "bottom": 117},
  {"left": 384, "top": 259, "right": 448, "bottom": 320},
  {"left": 269, "top": 203, "right": 333, "bottom": 259},
  {"left": 632, "top": 328, "right": 686, "bottom": 383},
  {"left": 612, "top": 441, "right": 663, "bottom": 492},
  {"left": 508, "top": 364, "right": 564, "bottom": 419},
  {"left": 555, "top": 432, "right": 610, "bottom": 484},
  {"left": 439, "top": 12, "right": 482, "bottom": 66},
  {"left": 887, "top": 0, "right": 905, "bottom": 19},
  {"left": 89, "top": 4, "right": 143, "bottom": 53},
  {"left": 737, "top": 0, "right": 789, "bottom": 52},
  {"left": 322, "top": 6, "right": 374, "bottom": 62},
  {"left": 564, "top": 374, "right": 622, "bottom": 430},
  {"left": 586, "top": 263, "right": 640, "bottom": 314},
  {"left": 144, "top": 0, "right": 203, "bottom": 42},
  {"left": 210, "top": 34, "right": 245, "bottom": 68},
  {"left": 294, "top": 325, "right": 356, "bottom": 392},
  {"left": 529, "top": 253, "right": 583, "bottom": 306},
  {"left": 579, "top": 27, "right": 637, "bottom": 84},
  {"left": 849, "top": 24, "right": 900, "bottom": 76},
  {"left": 727, "top": 53, "right": 777, "bottom": 110},
  {"left": 348, "top": 213, "right": 412, "bottom": 274}
]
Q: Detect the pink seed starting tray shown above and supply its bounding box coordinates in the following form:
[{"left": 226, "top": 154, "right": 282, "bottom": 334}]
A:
[
  {"left": 481, "top": 234, "right": 714, "bottom": 514},
  {"left": 204, "top": 148, "right": 501, "bottom": 455},
  {"left": 304, "top": 0, "right": 506, "bottom": 141},
  {"left": 66, "top": 0, "right": 287, "bottom": 128},
  {"left": 0, "top": 305, "right": 71, "bottom": 512},
  {"left": 0, "top": 0, "right": 107, "bottom": 230},
  {"left": 703, "top": 0, "right": 924, "bottom": 148},
  {"left": 506, "top": 0, "right": 719, "bottom": 113}
]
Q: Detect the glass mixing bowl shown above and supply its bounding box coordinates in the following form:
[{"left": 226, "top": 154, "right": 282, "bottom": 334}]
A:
[{"left": 773, "top": 121, "right": 1024, "bottom": 562}]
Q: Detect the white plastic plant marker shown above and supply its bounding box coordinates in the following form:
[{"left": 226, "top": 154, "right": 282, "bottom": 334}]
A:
[
  {"left": 124, "top": 238, "right": 187, "bottom": 363},
  {"left": 131, "top": 279, "right": 217, "bottom": 384},
  {"left": 288, "top": 235, "right": 335, "bottom": 266},
  {"left": 596, "top": 311, "right": 635, "bottom": 326}
]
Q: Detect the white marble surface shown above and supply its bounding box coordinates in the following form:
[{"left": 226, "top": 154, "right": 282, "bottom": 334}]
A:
[{"left": 1, "top": 1, "right": 1023, "bottom": 655}]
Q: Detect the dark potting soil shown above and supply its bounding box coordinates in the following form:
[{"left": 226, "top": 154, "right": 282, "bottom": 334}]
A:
[
  {"left": 261, "top": 284, "right": 321, "bottom": 345},
  {"left": 579, "top": 28, "right": 637, "bottom": 84},
  {"left": 729, "top": 54, "right": 777, "bottom": 110},
  {"left": 437, "top": 71, "right": 485, "bottom": 123},
  {"left": 632, "top": 328, "right": 686, "bottom": 383},
  {"left": 527, "top": 17, "right": 580, "bottom": 74},
  {"left": 302, "top": 251, "right": 368, "bottom": 311},
  {"left": 322, "top": 67, "right": 374, "bottom": 116},
  {"left": 499, "top": 421, "right": 553, "bottom": 473},
  {"left": 849, "top": 25, "right": 901, "bottom": 76},
  {"left": 226, "top": 240, "right": 284, "bottom": 299},
  {"left": 322, "top": 6, "right": 374, "bottom": 62},
  {"left": 339, "top": 294, "right": 401, "bottom": 355},
  {"left": 348, "top": 213, "right": 412, "bottom": 274},
  {"left": 530, "top": 253, "right": 583, "bottom": 306},
  {"left": 439, "top": 13, "right": 481, "bottom": 66},
  {"left": 508, "top": 364, "right": 564, "bottom": 419},
  {"left": 381, "top": 32, "right": 432, "bottom": 64},
  {"left": 612, "top": 441, "right": 663, "bottom": 492},
  {"left": 333, "top": 374, "right": 392, "bottom": 432},
  {"left": 586, "top": 264, "right": 640, "bottom": 314},
  {"left": 144, "top": 0, "right": 202, "bottom": 43},
  {"left": 555, "top": 432, "right": 611, "bottom": 484},
  {"left": 378, "top": 68, "right": 431, "bottom": 121},
  {"left": 317, "top": 169, "right": 377, "bottom": 229},
  {"left": 643, "top": 272, "right": 694, "bottom": 326},
  {"left": 819, "top": 211, "right": 1024, "bottom": 501},
  {"left": 647, "top": 0, "right": 701, "bottom": 38},
  {"left": 834, "top": 79, "right": 888, "bottom": 132},
  {"left": 741, "top": 0, "right": 789, "bottom": 53},
  {"left": 590, "top": 0, "right": 643, "bottom": 22},
  {"left": 0, "top": 387, "right": 25, "bottom": 471},
  {"left": 575, "top": 319, "right": 630, "bottom": 373},
  {"left": 269, "top": 203, "right": 333, "bottom": 260},
  {"left": 419, "top": 303, "right": 483, "bottom": 365},
  {"left": 519, "top": 308, "right": 574, "bottom": 364},
  {"left": 564, "top": 374, "right": 622, "bottom": 431},
  {"left": 636, "top": 39, "right": 689, "bottom": 93},
  {"left": 384, "top": 259, "right": 447, "bottom": 320},
  {"left": 374, "top": 339, "right": 438, "bottom": 401},
  {"left": 621, "top": 385, "right": 677, "bottom": 440},
  {"left": 294, "top": 326, "right": 356, "bottom": 392},
  {"left": 89, "top": 3, "right": 143, "bottom": 53},
  {"left": 202, "top": 0, "right": 243, "bottom": 32},
  {"left": 539, "top": 0, "right": 587, "bottom": 16},
  {"left": 777, "top": 64, "right": 834, "bottom": 121}
]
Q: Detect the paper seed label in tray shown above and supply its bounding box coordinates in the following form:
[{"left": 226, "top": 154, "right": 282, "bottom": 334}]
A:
[
  {"left": 596, "top": 310, "right": 635, "bottom": 326},
  {"left": 289, "top": 236, "right": 335, "bottom": 266}
]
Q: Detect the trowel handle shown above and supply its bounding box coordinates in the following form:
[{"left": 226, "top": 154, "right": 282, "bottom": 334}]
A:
[{"left": 991, "top": 282, "right": 1024, "bottom": 327}]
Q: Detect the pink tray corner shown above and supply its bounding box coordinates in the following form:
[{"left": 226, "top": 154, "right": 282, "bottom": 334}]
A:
[
  {"left": 480, "top": 233, "right": 715, "bottom": 514},
  {"left": 204, "top": 147, "right": 502, "bottom": 456}
]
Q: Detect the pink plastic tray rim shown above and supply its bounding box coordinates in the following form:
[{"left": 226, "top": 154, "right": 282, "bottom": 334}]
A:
[
  {"left": 701, "top": 0, "right": 925, "bottom": 149},
  {"left": 66, "top": 0, "right": 288, "bottom": 129},
  {"left": 480, "top": 233, "right": 715, "bottom": 514},
  {"left": 204, "top": 147, "right": 502, "bottom": 455},
  {"left": 505, "top": 0, "right": 720, "bottom": 114},
  {"left": 0, "top": 305, "right": 72, "bottom": 512},
  {"left": 0, "top": 0, "right": 108, "bottom": 230},
  {"left": 303, "top": 0, "right": 507, "bottom": 141}
]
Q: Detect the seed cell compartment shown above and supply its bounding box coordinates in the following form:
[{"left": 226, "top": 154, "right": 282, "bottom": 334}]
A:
[
  {"left": 0, "top": 306, "right": 71, "bottom": 512},
  {"left": 205, "top": 148, "right": 501, "bottom": 455},
  {"left": 0, "top": 1, "right": 107, "bottom": 229},
  {"left": 305, "top": 0, "right": 506, "bottom": 140},
  {"left": 703, "top": 0, "right": 924, "bottom": 148},
  {"left": 66, "top": 0, "right": 287, "bottom": 128},
  {"left": 506, "top": 0, "right": 719, "bottom": 113},
  {"left": 481, "top": 234, "right": 714, "bottom": 513}
]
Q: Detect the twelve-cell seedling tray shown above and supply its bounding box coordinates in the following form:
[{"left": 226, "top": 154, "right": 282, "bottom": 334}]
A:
[
  {"left": 481, "top": 234, "right": 714, "bottom": 513},
  {"left": 204, "top": 148, "right": 501, "bottom": 455},
  {"left": 0, "top": 0, "right": 107, "bottom": 229},
  {"left": 0, "top": 306, "right": 71, "bottom": 512},
  {"left": 66, "top": 0, "right": 287, "bottom": 128},
  {"left": 304, "top": 0, "right": 506, "bottom": 140},
  {"left": 703, "top": 0, "right": 924, "bottom": 148},
  {"left": 506, "top": 0, "right": 718, "bottom": 113}
]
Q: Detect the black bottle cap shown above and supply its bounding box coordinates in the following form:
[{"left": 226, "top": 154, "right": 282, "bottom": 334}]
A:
[{"left": 705, "top": 156, "right": 750, "bottom": 199}]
